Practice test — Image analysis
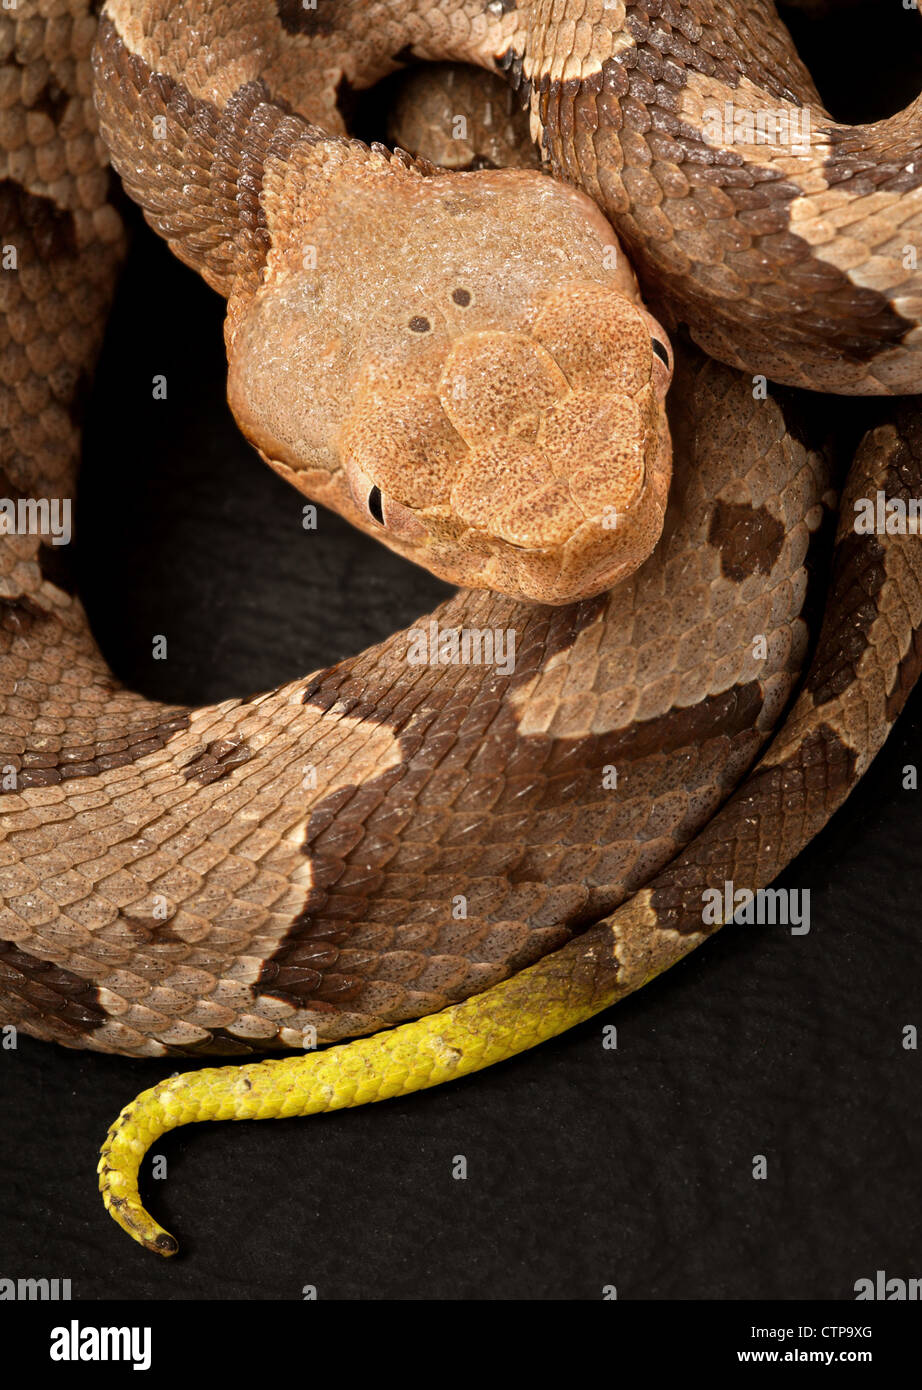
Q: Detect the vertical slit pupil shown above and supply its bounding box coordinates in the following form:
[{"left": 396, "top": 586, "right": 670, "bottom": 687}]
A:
[{"left": 368, "top": 485, "right": 384, "bottom": 524}]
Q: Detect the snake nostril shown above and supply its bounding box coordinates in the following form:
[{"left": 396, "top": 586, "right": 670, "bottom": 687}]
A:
[
  {"left": 652, "top": 338, "right": 670, "bottom": 366},
  {"left": 367, "top": 485, "right": 384, "bottom": 524}
]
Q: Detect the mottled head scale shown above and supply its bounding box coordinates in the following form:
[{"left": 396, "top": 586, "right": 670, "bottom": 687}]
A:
[{"left": 227, "top": 160, "right": 673, "bottom": 604}]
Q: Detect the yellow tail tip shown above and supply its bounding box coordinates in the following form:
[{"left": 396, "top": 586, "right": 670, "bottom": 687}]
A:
[
  {"left": 98, "top": 1091, "right": 181, "bottom": 1255},
  {"left": 98, "top": 1173, "right": 180, "bottom": 1256}
]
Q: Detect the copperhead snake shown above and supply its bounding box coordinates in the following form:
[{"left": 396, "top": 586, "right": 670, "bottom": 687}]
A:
[{"left": 1, "top": 0, "right": 921, "bottom": 1258}]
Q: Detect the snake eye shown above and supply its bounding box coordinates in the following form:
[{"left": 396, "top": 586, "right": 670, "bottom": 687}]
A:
[
  {"left": 652, "top": 338, "right": 670, "bottom": 366},
  {"left": 343, "top": 456, "right": 427, "bottom": 541}
]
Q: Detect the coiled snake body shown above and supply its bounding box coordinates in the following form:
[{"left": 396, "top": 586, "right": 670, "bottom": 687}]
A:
[{"left": 1, "top": 0, "right": 921, "bottom": 1254}]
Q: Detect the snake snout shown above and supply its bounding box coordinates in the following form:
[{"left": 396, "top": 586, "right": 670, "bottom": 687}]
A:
[
  {"left": 338, "top": 282, "right": 674, "bottom": 604},
  {"left": 434, "top": 283, "right": 674, "bottom": 601},
  {"left": 439, "top": 329, "right": 646, "bottom": 545}
]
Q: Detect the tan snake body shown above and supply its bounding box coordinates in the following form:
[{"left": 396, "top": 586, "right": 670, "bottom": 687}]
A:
[{"left": 0, "top": 0, "right": 921, "bottom": 1253}]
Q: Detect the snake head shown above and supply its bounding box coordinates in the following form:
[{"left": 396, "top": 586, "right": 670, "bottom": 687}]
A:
[{"left": 226, "top": 164, "right": 672, "bottom": 604}]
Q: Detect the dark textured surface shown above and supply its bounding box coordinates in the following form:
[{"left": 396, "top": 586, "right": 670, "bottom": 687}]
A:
[{"left": 1, "top": 0, "right": 921, "bottom": 1299}]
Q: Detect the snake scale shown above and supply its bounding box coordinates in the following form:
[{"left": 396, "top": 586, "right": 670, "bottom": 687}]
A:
[{"left": 1, "top": 0, "right": 920, "bottom": 1257}]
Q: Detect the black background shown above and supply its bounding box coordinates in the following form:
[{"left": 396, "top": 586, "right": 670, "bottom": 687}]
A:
[{"left": 1, "top": 0, "right": 921, "bottom": 1301}]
